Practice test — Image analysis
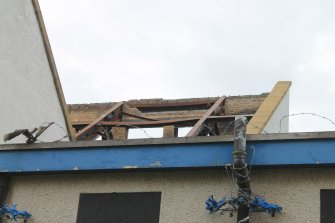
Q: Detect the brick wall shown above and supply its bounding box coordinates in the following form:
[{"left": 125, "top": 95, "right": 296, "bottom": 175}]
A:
[
  {"left": 224, "top": 94, "right": 268, "bottom": 115},
  {"left": 68, "top": 103, "right": 116, "bottom": 123},
  {"left": 111, "top": 127, "right": 128, "bottom": 140}
]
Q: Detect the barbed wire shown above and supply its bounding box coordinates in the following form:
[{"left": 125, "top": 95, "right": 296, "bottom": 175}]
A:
[
  {"left": 36, "top": 121, "right": 69, "bottom": 143},
  {"left": 222, "top": 120, "right": 236, "bottom": 135},
  {"left": 114, "top": 124, "right": 154, "bottom": 138},
  {"left": 279, "top": 112, "right": 335, "bottom": 133},
  {"left": 97, "top": 124, "right": 110, "bottom": 140},
  {"left": 246, "top": 121, "right": 269, "bottom": 134},
  {"left": 114, "top": 119, "right": 268, "bottom": 139},
  {"left": 89, "top": 115, "right": 270, "bottom": 140},
  {"left": 248, "top": 145, "right": 256, "bottom": 176},
  {"left": 199, "top": 124, "right": 217, "bottom": 136},
  {"left": 221, "top": 119, "right": 268, "bottom": 135}
]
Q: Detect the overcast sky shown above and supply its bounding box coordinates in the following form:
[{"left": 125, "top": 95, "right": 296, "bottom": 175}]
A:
[{"left": 39, "top": 0, "right": 335, "bottom": 133}]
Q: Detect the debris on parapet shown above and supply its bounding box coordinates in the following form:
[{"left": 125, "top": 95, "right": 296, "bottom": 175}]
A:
[{"left": 3, "top": 122, "right": 54, "bottom": 144}]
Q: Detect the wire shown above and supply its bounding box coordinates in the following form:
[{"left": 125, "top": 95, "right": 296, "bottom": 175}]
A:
[
  {"left": 114, "top": 124, "right": 154, "bottom": 138},
  {"left": 222, "top": 119, "right": 268, "bottom": 136},
  {"left": 222, "top": 120, "right": 236, "bottom": 135},
  {"left": 173, "top": 124, "right": 218, "bottom": 137},
  {"left": 246, "top": 121, "right": 268, "bottom": 134},
  {"left": 224, "top": 164, "right": 238, "bottom": 195},
  {"left": 52, "top": 135, "right": 69, "bottom": 143},
  {"left": 224, "top": 164, "right": 235, "bottom": 184},
  {"left": 248, "top": 146, "right": 256, "bottom": 177},
  {"left": 279, "top": 112, "right": 335, "bottom": 133},
  {"left": 200, "top": 124, "right": 217, "bottom": 136},
  {"left": 38, "top": 121, "right": 70, "bottom": 143},
  {"left": 97, "top": 124, "right": 110, "bottom": 140}
]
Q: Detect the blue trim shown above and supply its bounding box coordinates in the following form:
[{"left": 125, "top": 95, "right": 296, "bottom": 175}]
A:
[
  {"left": 0, "top": 138, "right": 335, "bottom": 173},
  {"left": 247, "top": 139, "right": 335, "bottom": 165}
]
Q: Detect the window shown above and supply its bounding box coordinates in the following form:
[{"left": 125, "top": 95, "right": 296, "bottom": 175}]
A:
[
  {"left": 321, "top": 189, "right": 335, "bottom": 223},
  {"left": 76, "top": 192, "right": 161, "bottom": 223}
]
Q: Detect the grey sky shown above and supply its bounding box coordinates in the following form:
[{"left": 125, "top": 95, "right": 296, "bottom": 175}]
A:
[{"left": 39, "top": 0, "right": 335, "bottom": 132}]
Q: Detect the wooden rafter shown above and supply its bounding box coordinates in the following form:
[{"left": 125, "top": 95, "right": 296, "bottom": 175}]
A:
[
  {"left": 72, "top": 114, "right": 253, "bottom": 129},
  {"left": 122, "top": 111, "right": 158, "bottom": 121},
  {"left": 75, "top": 102, "right": 124, "bottom": 140},
  {"left": 134, "top": 98, "right": 218, "bottom": 108},
  {"left": 186, "top": 96, "right": 226, "bottom": 137}
]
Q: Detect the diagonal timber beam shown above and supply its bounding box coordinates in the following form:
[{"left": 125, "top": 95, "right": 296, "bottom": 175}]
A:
[
  {"left": 122, "top": 111, "right": 158, "bottom": 121},
  {"left": 72, "top": 115, "right": 254, "bottom": 129},
  {"left": 75, "top": 102, "right": 124, "bottom": 140},
  {"left": 186, "top": 96, "right": 226, "bottom": 137}
]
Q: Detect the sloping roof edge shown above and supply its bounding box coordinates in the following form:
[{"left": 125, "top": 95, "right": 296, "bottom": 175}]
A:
[
  {"left": 247, "top": 81, "right": 292, "bottom": 134},
  {"left": 31, "top": 0, "right": 75, "bottom": 141}
]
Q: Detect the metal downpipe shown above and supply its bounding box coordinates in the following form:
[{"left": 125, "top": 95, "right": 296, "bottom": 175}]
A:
[
  {"left": 233, "top": 116, "right": 251, "bottom": 223},
  {"left": 0, "top": 175, "right": 9, "bottom": 206},
  {"left": 0, "top": 175, "right": 9, "bottom": 223}
]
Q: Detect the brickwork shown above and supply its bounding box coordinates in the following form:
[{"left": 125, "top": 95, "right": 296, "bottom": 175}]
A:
[
  {"left": 111, "top": 127, "right": 128, "bottom": 140},
  {"left": 224, "top": 94, "right": 268, "bottom": 115},
  {"left": 163, "top": 126, "right": 178, "bottom": 138},
  {"left": 68, "top": 95, "right": 267, "bottom": 125},
  {"left": 126, "top": 97, "right": 219, "bottom": 107},
  {"left": 68, "top": 94, "right": 271, "bottom": 139},
  {"left": 68, "top": 103, "right": 117, "bottom": 123}
]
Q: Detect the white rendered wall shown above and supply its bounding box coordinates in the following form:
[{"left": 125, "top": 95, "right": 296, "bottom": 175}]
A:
[
  {"left": 0, "top": 0, "right": 69, "bottom": 144},
  {"left": 263, "top": 91, "right": 290, "bottom": 133},
  {"left": 6, "top": 168, "right": 334, "bottom": 223}
]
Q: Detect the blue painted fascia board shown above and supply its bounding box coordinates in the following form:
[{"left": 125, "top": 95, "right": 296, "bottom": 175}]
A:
[{"left": 0, "top": 133, "right": 335, "bottom": 173}]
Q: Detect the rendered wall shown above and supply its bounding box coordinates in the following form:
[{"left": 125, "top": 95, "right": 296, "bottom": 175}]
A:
[
  {"left": 247, "top": 81, "right": 291, "bottom": 134},
  {"left": 263, "top": 91, "right": 289, "bottom": 133},
  {"left": 6, "top": 168, "right": 334, "bottom": 223},
  {"left": 0, "top": 0, "right": 69, "bottom": 144}
]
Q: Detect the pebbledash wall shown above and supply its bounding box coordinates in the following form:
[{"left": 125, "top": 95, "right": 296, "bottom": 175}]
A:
[
  {"left": 5, "top": 168, "right": 333, "bottom": 223},
  {"left": 0, "top": 0, "right": 71, "bottom": 144}
]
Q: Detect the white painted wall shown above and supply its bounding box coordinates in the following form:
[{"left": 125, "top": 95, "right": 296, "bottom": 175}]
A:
[
  {"left": 0, "top": 0, "right": 69, "bottom": 144},
  {"left": 263, "top": 91, "right": 290, "bottom": 133},
  {"left": 6, "top": 168, "right": 334, "bottom": 223}
]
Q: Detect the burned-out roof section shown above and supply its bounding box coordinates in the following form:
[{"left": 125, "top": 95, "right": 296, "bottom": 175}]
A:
[{"left": 68, "top": 94, "right": 268, "bottom": 141}]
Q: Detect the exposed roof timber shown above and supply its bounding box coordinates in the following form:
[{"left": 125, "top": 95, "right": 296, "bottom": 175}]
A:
[
  {"left": 1, "top": 132, "right": 335, "bottom": 173},
  {"left": 186, "top": 96, "right": 226, "bottom": 137},
  {"left": 75, "top": 102, "right": 124, "bottom": 140},
  {"left": 132, "top": 98, "right": 218, "bottom": 108},
  {"left": 247, "top": 81, "right": 291, "bottom": 134},
  {"left": 122, "top": 111, "right": 158, "bottom": 121},
  {"left": 72, "top": 115, "right": 253, "bottom": 129},
  {"left": 69, "top": 93, "right": 269, "bottom": 140},
  {"left": 67, "top": 98, "right": 220, "bottom": 113}
]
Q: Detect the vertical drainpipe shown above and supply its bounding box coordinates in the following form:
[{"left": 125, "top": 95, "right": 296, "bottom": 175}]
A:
[
  {"left": 0, "top": 176, "right": 9, "bottom": 205},
  {"left": 233, "top": 116, "right": 251, "bottom": 223},
  {"left": 0, "top": 175, "right": 9, "bottom": 223}
]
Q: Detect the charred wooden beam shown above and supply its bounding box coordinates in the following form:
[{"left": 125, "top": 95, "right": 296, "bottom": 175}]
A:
[
  {"left": 186, "top": 96, "right": 226, "bottom": 137},
  {"left": 72, "top": 114, "right": 254, "bottom": 130},
  {"left": 122, "top": 111, "right": 158, "bottom": 121},
  {"left": 133, "top": 98, "right": 218, "bottom": 108},
  {"left": 75, "top": 102, "right": 123, "bottom": 141}
]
